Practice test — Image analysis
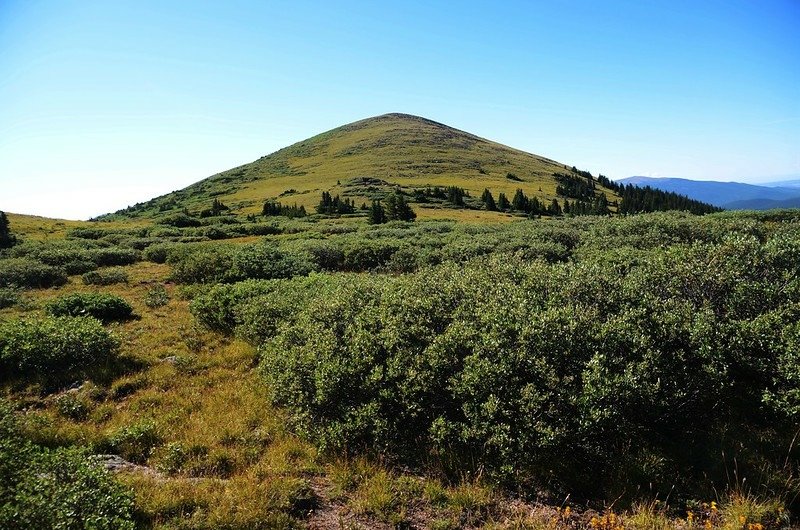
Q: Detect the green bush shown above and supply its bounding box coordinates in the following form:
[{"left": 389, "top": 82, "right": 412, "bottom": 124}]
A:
[
  {"left": 144, "top": 284, "right": 170, "bottom": 308},
  {"left": 0, "top": 316, "right": 119, "bottom": 378},
  {"left": 46, "top": 292, "right": 133, "bottom": 323},
  {"left": 251, "top": 240, "right": 800, "bottom": 500},
  {"left": 0, "top": 287, "right": 18, "bottom": 308},
  {"left": 107, "top": 421, "right": 163, "bottom": 464},
  {"left": 169, "top": 242, "right": 316, "bottom": 284},
  {"left": 142, "top": 242, "right": 179, "bottom": 263},
  {"left": 81, "top": 267, "right": 128, "bottom": 285},
  {"left": 0, "top": 258, "right": 67, "bottom": 288},
  {"left": 89, "top": 247, "right": 140, "bottom": 266},
  {"left": 63, "top": 259, "right": 98, "bottom": 275},
  {"left": 0, "top": 401, "right": 135, "bottom": 530}
]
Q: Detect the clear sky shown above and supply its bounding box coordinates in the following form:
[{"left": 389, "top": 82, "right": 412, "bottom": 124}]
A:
[{"left": 1, "top": 0, "right": 798, "bottom": 219}]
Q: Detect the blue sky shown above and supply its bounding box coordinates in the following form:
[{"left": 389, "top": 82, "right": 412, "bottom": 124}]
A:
[{"left": 1, "top": 0, "right": 798, "bottom": 219}]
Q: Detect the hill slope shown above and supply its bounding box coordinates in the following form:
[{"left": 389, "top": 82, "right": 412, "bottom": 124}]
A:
[
  {"left": 618, "top": 176, "right": 800, "bottom": 209},
  {"left": 100, "top": 113, "right": 619, "bottom": 221}
]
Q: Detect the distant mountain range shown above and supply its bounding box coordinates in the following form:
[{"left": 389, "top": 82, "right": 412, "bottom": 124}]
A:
[{"left": 617, "top": 176, "right": 800, "bottom": 210}]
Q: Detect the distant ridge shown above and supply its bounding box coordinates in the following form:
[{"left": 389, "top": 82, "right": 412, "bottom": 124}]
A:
[{"left": 618, "top": 176, "right": 800, "bottom": 209}]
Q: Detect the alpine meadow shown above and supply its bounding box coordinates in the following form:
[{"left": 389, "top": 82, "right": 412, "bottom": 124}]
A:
[
  {"left": 1, "top": 112, "right": 798, "bottom": 529},
  {"left": 2, "top": 2, "right": 799, "bottom": 528}
]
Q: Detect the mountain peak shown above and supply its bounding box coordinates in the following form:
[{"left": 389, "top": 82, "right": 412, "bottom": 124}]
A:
[{"left": 99, "top": 114, "right": 619, "bottom": 220}]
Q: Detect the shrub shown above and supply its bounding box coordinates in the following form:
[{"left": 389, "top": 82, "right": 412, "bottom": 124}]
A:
[
  {"left": 143, "top": 242, "right": 179, "bottom": 263},
  {"left": 63, "top": 259, "right": 98, "bottom": 275},
  {"left": 0, "top": 258, "right": 67, "bottom": 288},
  {"left": 158, "top": 213, "right": 201, "bottom": 228},
  {"left": 0, "top": 287, "right": 18, "bottom": 308},
  {"left": 55, "top": 393, "right": 90, "bottom": 421},
  {"left": 89, "top": 247, "right": 140, "bottom": 266},
  {"left": 106, "top": 421, "right": 163, "bottom": 464},
  {"left": 0, "top": 401, "right": 136, "bottom": 530},
  {"left": 81, "top": 268, "right": 128, "bottom": 285},
  {"left": 144, "top": 284, "right": 170, "bottom": 308},
  {"left": 0, "top": 316, "right": 119, "bottom": 378},
  {"left": 46, "top": 292, "right": 133, "bottom": 323},
  {"left": 256, "top": 246, "right": 800, "bottom": 501},
  {"left": 169, "top": 242, "right": 316, "bottom": 284}
]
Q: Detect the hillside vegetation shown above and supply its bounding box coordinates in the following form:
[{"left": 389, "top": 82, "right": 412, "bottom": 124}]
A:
[
  {"left": 1, "top": 205, "right": 798, "bottom": 529},
  {"left": 98, "top": 113, "right": 626, "bottom": 222}
]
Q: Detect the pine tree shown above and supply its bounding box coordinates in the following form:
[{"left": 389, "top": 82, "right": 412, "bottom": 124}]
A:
[
  {"left": 481, "top": 189, "right": 497, "bottom": 211},
  {"left": 548, "top": 199, "right": 562, "bottom": 216},
  {"left": 497, "top": 193, "right": 510, "bottom": 211},
  {"left": 384, "top": 191, "right": 416, "bottom": 221},
  {"left": 512, "top": 189, "right": 529, "bottom": 212},
  {"left": 0, "top": 211, "right": 14, "bottom": 248},
  {"left": 368, "top": 200, "right": 387, "bottom": 224}
]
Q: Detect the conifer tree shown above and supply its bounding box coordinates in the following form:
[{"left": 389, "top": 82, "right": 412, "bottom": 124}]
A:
[
  {"left": 481, "top": 189, "right": 497, "bottom": 211},
  {"left": 368, "top": 200, "right": 387, "bottom": 224},
  {"left": 0, "top": 211, "right": 14, "bottom": 248},
  {"left": 497, "top": 193, "right": 510, "bottom": 211}
]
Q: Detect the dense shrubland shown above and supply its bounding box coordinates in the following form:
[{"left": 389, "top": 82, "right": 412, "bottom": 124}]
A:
[
  {"left": 2, "top": 209, "right": 799, "bottom": 527},
  {"left": 187, "top": 211, "right": 800, "bottom": 506},
  {"left": 0, "top": 400, "right": 136, "bottom": 529}
]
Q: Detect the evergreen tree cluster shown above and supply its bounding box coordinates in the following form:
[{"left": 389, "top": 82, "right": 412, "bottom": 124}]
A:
[
  {"left": 316, "top": 192, "right": 356, "bottom": 215},
  {"left": 481, "top": 188, "right": 552, "bottom": 216},
  {"left": 200, "top": 198, "right": 230, "bottom": 218},
  {"left": 368, "top": 192, "right": 416, "bottom": 224},
  {"left": 417, "top": 186, "right": 470, "bottom": 205},
  {"left": 617, "top": 185, "right": 722, "bottom": 215},
  {"left": 553, "top": 172, "right": 596, "bottom": 201},
  {"left": 262, "top": 200, "right": 307, "bottom": 218},
  {"left": 562, "top": 194, "right": 611, "bottom": 216},
  {"left": 593, "top": 173, "right": 722, "bottom": 215}
]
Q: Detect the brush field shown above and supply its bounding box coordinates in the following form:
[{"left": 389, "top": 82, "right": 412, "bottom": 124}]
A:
[{"left": 1, "top": 206, "right": 799, "bottom": 529}]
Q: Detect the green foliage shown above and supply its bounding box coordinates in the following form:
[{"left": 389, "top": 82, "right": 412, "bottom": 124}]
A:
[
  {"left": 82, "top": 267, "right": 129, "bottom": 285},
  {"left": 368, "top": 199, "right": 387, "bottom": 224},
  {"left": 316, "top": 191, "right": 355, "bottom": 215},
  {"left": 0, "top": 211, "right": 17, "bottom": 248},
  {"left": 0, "top": 287, "right": 19, "bottom": 308},
  {"left": 0, "top": 258, "right": 67, "bottom": 288},
  {"left": 212, "top": 220, "right": 800, "bottom": 501},
  {"left": 0, "top": 316, "right": 119, "bottom": 378},
  {"left": 46, "top": 292, "right": 134, "bottom": 323},
  {"left": 168, "top": 242, "right": 316, "bottom": 284},
  {"left": 262, "top": 200, "right": 307, "bottom": 218},
  {"left": 0, "top": 401, "right": 135, "bottom": 530},
  {"left": 89, "top": 247, "right": 140, "bottom": 266},
  {"left": 144, "top": 284, "right": 170, "bottom": 308},
  {"left": 383, "top": 191, "right": 416, "bottom": 221},
  {"left": 481, "top": 188, "right": 497, "bottom": 211},
  {"left": 143, "top": 242, "right": 179, "bottom": 263},
  {"left": 106, "top": 421, "right": 163, "bottom": 464}
]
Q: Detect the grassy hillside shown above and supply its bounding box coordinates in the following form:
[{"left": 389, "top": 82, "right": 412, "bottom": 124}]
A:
[{"left": 98, "top": 113, "right": 620, "bottom": 221}]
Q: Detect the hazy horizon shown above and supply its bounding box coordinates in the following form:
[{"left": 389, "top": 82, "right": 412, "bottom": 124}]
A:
[{"left": 2, "top": 1, "right": 798, "bottom": 220}]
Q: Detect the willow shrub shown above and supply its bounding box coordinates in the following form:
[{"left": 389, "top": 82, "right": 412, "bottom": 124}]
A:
[
  {"left": 0, "top": 401, "right": 135, "bottom": 530},
  {"left": 168, "top": 241, "right": 316, "bottom": 284},
  {"left": 46, "top": 292, "right": 133, "bottom": 323},
  {"left": 0, "top": 258, "right": 67, "bottom": 288},
  {"left": 0, "top": 316, "right": 119, "bottom": 378},
  {"left": 248, "top": 232, "right": 800, "bottom": 501}
]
